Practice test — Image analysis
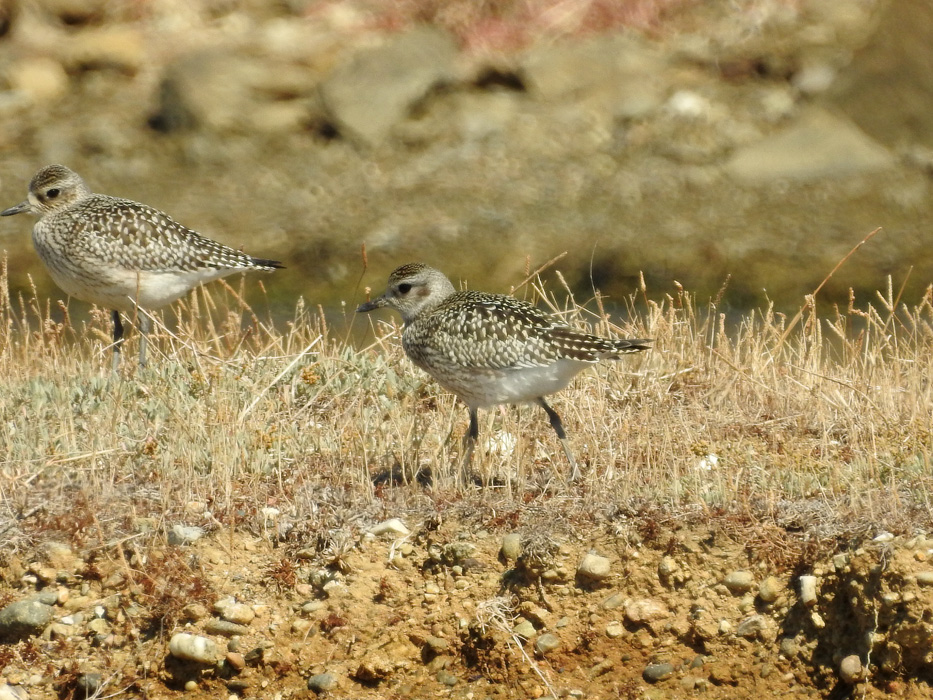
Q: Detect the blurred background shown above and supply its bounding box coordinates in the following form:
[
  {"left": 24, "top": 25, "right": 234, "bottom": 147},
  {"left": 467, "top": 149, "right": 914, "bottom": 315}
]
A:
[{"left": 0, "top": 0, "right": 930, "bottom": 323}]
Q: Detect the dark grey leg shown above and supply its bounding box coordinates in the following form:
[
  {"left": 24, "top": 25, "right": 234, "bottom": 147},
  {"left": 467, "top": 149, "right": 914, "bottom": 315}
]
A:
[
  {"left": 111, "top": 310, "right": 123, "bottom": 371},
  {"left": 536, "top": 398, "right": 580, "bottom": 481},
  {"left": 138, "top": 313, "right": 151, "bottom": 368},
  {"left": 460, "top": 407, "right": 479, "bottom": 484}
]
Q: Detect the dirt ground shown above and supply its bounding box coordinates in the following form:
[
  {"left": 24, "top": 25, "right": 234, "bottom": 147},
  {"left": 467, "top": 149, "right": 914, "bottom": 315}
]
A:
[{"left": 3, "top": 501, "right": 933, "bottom": 699}]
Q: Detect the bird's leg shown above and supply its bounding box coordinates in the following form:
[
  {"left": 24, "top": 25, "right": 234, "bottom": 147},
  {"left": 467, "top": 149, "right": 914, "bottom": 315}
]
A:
[
  {"left": 138, "top": 312, "right": 151, "bottom": 368},
  {"left": 460, "top": 407, "right": 479, "bottom": 485},
  {"left": 111, "top": 310, "right": 124, "bottom": 372},
  {"left": 536, "top": 398, "right": 580, "bottom": 481}
]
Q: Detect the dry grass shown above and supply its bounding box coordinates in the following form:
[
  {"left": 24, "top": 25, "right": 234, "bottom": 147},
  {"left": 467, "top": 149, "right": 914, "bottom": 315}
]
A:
[{"left": 1, "top": 249, "right": 932, "bottom": 560}]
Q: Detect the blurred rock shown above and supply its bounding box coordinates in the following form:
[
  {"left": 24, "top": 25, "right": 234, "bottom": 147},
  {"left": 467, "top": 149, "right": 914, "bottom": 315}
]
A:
[
  {"left": 151, "top": 49, "right": 266, "bottom": 133},
  {"left": 59, "top": 27, "right": 144, "bottom": 72},
  {"left": 725, "top": 108, "right": 894, "bottom": 182},
  {"left": 5, "top": 57, "right": 69, "bottom": 103},
  {"left": 35, "top": 0, "right": 108, "bottom": 25},
  {"left": 0, "top": 598, "right": 53, "bottom": 642},
  {"left": 167, "top": 524, "right": 204, "bottom": 545},
  {"left": 0, "top": 685, "right": 28, "bottom": 700},
  {"left": 830, "top": 0, "right": 933, "bottom": 148},
  {"left": 521, "top": 34, "right": 667, "bottom": 119},
  {"left": 320, "top": 27, "right": 457, "bottom": 146}
]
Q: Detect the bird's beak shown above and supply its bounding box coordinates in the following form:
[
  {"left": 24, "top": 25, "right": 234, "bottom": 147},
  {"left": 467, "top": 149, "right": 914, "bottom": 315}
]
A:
[
  {"left": 356, "top": 295, "right": 388, "bottom": 313},
  {"left": 1, "top": 201, "right": 30, "bottom": 217}
]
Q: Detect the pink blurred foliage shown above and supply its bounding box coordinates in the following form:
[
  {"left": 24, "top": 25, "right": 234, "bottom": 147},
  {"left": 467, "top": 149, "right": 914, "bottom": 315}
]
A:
[{"left": 307, "top": 0, "right": 700, "bottom": 54}]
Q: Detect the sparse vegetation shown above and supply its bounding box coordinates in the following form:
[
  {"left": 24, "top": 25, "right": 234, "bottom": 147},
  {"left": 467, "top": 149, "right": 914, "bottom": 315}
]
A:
[
  {"left": 1, "top": 246, "right": 932, "bottom": 549},
  {"left": 1, "top": 246, "right": 933, "bottom": 696}
]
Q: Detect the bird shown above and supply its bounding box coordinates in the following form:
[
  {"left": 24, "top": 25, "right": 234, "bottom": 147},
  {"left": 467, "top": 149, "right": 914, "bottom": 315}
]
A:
[
  {"left": 1, "top": 164, "right": 283, "bottom": 369},
  {"left": 357, "top": 263, "right": 650, "bottom": 481}
]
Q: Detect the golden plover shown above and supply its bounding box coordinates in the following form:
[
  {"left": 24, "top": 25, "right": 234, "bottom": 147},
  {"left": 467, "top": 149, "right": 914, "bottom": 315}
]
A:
[
  {"left": 357, "top": 263, "right": 650, "bottom": 480},
  {"left": 2, "top": 164, "right": 283, "bottom": 368}
]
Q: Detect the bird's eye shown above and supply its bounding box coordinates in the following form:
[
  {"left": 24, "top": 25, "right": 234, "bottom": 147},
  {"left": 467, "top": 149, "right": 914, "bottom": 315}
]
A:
[
  {"left": 46, "top": 188, "right": 60, "bottom": 199},
  {"left": 397, "top": 283, "right": 412, "bottom": 294}
]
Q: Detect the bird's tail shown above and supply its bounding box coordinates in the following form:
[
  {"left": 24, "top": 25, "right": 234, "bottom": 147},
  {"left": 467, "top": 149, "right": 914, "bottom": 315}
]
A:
[
  {"left": 608, "top": 338, "right": 652, "bottom": 358},
  {"left": 251, "top": 257, "right": 285, "bottom": 270}
]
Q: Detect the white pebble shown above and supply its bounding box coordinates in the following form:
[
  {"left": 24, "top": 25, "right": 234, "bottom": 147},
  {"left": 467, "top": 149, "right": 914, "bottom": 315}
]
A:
[
  {"left": 169, "top": 633, "right": 219, "bottom": 664},
  {"left": 799, "top": 575, "right": 818, "bottom": 606},
  {"left": 369, "top": 518, "right": 410, "bottom": 537}
]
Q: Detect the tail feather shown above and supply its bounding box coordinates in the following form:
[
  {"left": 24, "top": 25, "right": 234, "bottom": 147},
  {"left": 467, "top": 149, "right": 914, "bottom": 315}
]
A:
[{"left": 250, "top": 257, "right": 285, "bottom": 270}]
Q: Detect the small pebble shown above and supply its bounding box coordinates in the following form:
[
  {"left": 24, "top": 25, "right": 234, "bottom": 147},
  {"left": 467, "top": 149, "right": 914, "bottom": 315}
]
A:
[
  {"left": 600, "top": 593, "right": 625, "bottom": 610},
  {"left": 840, "top": 655, "right": 863, "bottom": 684},
  {"left": 513, "top": 620, "right": 536, "bottom": 639},
  {"left": 436, "top": 670, "right": 458, "bottom": 686},
  {"left": 643, "top": 662, "right": 675, "bottom": 682},
  {"left": 799, "top": 575, "right": 818, "bottom": 606},
  {"left": 578, "top": 552, "right": 612, "bottom": 581},
  {"left": 535, "top": 633, "right": 560, "bottom": 655},
  {"left": 307, "top": 673, "right": 337, "bottom": 693},
  {"left": 723, "top": 571, "right": 755, "bottom": 594},
  {"left": 758, "top": 576, "right": 782, "bottom": 603},
  {"left": 736, "top": 614, "right": 767, "bottom": 638},
  {"left": 369, "top": 518, "right": 410, "bottom": 536},
  {"left": 605, "top": 621, "right": 625, "bottom": 638},
  {"left": 203, "top": 620, "right": 249, "bottom": 637},
  {"left": 500, "top": 533, "right": 522, "bottom": 561},
  {"left": 915, "top": 571, "right": 933, "bottom": 586},
  {"left": 225, "top": 652, "right": 246, "bottom": 672},
  {"left": 168, "top": 525, "right": 204, "bottom": 545},
  {"left": 168, "top": 633, "right": 218, "bottom": 664}
]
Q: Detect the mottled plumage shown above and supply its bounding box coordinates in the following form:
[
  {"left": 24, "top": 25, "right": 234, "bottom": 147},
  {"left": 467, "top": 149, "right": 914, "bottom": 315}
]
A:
[
  {"left": 2, "top": 164, "right": 283, "bottom": 367},
  {"left": 357, "top": 263, "right": 650, "bottom": 480}
]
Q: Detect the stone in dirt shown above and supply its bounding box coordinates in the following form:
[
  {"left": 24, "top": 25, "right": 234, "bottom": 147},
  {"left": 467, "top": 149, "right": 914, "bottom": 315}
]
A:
[
  {"left": 368, "top": 518, "right": 410, "bottom": 537},
  {"left": 535, "top": 633, "right": 561, "bottom": 655},
  {"left": 624, "top": 599, "right": 668, "bottom": 625},
  {"left": 500, "top": 533, "right": 522, "bottom": 561},
  {"left": 577, "top": 552, "right": 612, "bottom": 582},
  {"left": 758, "top": 575, "right": 783, "bottom": 603},
  {"left": 0, "top": 684, "right": 28, "bottom": 700},
  {"left": 798, "top": 575, "right": 818, "bottom": 606},
  {"left": 168, "top": 633, "right": 219, "bottom": 664},
  {"left": 0, "top": 598, "right": 54, "bottom": 642},
  {"left": 307, "top": 673, "right": 338, "bottom": 693},
  {"left": 723, "top": 570, "right": 755, "bottom": 594},
  {"left": 643, "top": 662, "right": 675, "bottom": 682},
  {"left": 839, "top": 655, "right": 863, "bottom": 684}
]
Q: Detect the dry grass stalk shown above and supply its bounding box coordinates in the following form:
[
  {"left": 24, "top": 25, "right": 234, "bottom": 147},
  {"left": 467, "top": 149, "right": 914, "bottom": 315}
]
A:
[{"left": 0, "top": 248, "right": 932, "bottom": 555}]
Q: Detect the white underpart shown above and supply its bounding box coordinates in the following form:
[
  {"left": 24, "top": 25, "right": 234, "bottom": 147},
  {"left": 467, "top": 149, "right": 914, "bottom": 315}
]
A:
[
  {"left": 443, "top": 358, "right": 593, "bottom": 409},
  {"left": 47, "top": 266, "right": 243, "bottom": 311}
]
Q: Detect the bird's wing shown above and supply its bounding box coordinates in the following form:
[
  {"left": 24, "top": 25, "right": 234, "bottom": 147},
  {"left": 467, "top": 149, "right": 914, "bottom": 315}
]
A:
[
  {"left": 72, "top": 197, "right": 254, "bottom": 272},
  {"left": 429, "top": 293, "right": 586, "bottom": 370}
]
